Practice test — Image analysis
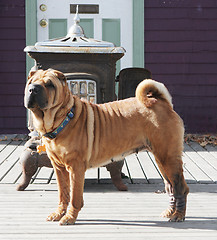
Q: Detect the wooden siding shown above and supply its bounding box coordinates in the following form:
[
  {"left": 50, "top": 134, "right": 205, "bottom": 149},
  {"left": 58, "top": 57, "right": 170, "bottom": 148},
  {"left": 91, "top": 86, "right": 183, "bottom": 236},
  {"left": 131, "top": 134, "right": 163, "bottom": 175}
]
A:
[
  {"left": 0, "top": 0, "right": 27, "bottom": 134},
  {"left": 1, "top": 0, "right": 217, "bottom": 134},
  {"left": 144, "top": 0, "right": 217, "bottom": 133}
]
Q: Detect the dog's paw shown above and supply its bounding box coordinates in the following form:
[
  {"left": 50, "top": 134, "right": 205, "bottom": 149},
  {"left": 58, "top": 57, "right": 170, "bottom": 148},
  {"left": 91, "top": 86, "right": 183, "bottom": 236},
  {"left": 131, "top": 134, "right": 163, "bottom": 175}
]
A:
[
  {"left": 161, "top": 207, "right": 175, "bottom": 218},
  {"left": 47, "top": 211, "right": 66, "bottom": 222},
  {"left": 59, "top": 214, "right": 76, "bottom": 225},
  {"left": 168, "top": 211, "right": 185, "bottom": 222}
]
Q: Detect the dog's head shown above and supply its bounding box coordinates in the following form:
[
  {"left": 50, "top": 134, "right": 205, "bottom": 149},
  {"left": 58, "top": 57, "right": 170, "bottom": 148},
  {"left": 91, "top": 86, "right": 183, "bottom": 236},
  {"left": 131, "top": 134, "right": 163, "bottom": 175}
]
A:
[{"left": 24, "top": 69, "right": 67, "bottom": 111}]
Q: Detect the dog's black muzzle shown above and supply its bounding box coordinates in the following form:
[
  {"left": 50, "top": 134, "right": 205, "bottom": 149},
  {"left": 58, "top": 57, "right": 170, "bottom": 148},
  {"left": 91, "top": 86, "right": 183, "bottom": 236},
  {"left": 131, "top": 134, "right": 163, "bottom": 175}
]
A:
[{"left": 25, "top": 84, "right": 48, "bottom": 109}]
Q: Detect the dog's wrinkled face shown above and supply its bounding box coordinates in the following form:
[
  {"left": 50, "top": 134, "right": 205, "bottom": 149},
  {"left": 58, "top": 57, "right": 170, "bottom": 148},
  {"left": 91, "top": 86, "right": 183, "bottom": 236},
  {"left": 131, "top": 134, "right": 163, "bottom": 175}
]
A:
[{"left": 24, "top": 69, "right": 67, "bottom": 110}]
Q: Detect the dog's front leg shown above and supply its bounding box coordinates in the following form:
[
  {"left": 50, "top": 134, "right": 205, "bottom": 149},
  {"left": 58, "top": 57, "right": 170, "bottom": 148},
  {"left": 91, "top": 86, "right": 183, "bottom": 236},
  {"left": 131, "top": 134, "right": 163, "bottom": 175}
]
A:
[
  {"left": 59, "top": 164, "right": 85, "bottom": 225},
  {"left": 47, "top": 166, "right": 70, "bottom": 222}
]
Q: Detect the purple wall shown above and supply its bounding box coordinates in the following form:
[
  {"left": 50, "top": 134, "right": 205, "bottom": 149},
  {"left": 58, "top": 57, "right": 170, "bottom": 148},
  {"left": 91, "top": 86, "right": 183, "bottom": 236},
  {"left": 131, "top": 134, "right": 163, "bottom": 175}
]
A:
[
  {"left": 145, "top": 0, "right": 217, "bottom": 133},
  {"left": 0, "top": 0, "right": 216, "bottom": 134},
  {"left": 0, "top": 0, "right": 27, "bottom": 133}
]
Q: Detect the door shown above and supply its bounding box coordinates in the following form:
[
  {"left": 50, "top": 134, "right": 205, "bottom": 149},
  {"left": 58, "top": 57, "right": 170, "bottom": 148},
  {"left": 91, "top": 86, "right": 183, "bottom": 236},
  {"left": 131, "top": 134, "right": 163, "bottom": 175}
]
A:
[
  {"left": 37, "top": 0, "right": 131, "bottom": 74},
  {"left": 25, "top": 0, "right": 144, "bottom": 75}
]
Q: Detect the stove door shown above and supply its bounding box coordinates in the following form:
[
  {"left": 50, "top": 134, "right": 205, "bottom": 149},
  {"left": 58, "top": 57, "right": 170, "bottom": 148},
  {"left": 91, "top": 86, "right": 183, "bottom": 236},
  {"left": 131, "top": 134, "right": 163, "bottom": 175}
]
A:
[
  {"left": 67, "top": 79, "right": 97, "bottom": 104},
  {"left": 66, "top": 73, "right": 97, "bottom": 103}
]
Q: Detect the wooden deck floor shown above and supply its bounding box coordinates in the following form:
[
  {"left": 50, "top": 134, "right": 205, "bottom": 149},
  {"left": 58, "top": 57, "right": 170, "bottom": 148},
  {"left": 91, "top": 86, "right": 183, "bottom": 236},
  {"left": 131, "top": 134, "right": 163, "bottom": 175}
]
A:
[
  {"left": 0, "top": 183, "right": 217, "bottom": 239},
  {"left": 0, "top": 134, "right": 217, "bottom": 185},
  {"left": 0, "top": 135, "right": 217, "bottom": 239}
]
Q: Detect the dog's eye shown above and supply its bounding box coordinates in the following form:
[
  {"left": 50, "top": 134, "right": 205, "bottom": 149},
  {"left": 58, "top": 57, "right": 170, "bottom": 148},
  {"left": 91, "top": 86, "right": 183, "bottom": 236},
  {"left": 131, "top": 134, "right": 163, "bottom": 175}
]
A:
[{"left": 45, "top": 81, "right": 55, "bottom": 89}]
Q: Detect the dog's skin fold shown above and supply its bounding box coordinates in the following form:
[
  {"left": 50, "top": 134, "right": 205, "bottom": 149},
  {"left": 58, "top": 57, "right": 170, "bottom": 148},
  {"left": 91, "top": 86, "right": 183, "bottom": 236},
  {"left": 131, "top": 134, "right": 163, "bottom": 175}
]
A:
[{"left": 24, "top": 69, "right": 189, "bottom": 225}]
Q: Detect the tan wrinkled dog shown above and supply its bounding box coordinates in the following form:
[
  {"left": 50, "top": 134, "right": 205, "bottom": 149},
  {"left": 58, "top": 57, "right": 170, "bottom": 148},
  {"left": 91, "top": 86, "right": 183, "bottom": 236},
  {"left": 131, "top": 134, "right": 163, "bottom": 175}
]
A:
[{"left": 24, "top": 69, "right": 189, "bottom": 225}]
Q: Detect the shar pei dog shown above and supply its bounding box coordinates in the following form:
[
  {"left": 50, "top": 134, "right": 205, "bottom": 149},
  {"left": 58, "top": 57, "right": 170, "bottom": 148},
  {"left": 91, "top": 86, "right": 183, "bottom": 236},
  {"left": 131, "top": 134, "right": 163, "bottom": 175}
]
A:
[{"left": 24, "top": 69, "right": 189, "bottom": 225}]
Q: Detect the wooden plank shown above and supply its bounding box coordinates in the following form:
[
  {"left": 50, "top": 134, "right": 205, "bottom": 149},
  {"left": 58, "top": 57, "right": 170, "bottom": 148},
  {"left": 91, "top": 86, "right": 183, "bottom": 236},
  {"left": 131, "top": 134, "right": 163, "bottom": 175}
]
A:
[
  {"left": 146, "top": 152, "right": 162, "bottom": 172},
  {"left": 189, "top": 142, "right": 217, "bottom": 172},
  {"left": 0, "top": 141, "right": 20, "bottom": 165},
  {"left": 189, "top": 141, "right": 211, "bottom": 152},
  {"left": 0, "top": 137, "right": 27, "bottom": 184},
  {"left": 0, "top": 140, "right": 25, "bottom": 181},
  {"left": 145, "top": 18, "right": 217, "bottom": 31},
  {"left": 182, "top": 152, "right": 212, "bottom": 183},
  {"left": 0, "top": 184, "right": 217, "bottom": 239},
  {"left": 0, "top": 140, "right": 11, "bottom": 152},
  {"left": 123, "top": 158, "right": 133, "bottom": 183},
  {"left": 47, "top": 165, "right": 126, "bottom": 184},
  {"left": 1, "top": 159, "right": 22, "bottom": 184},
  {"left": 0, "top": 141, "right": 24, "bottom": 183},
  {"left": 0, "top": 107, "right": 26, "bottom": 117},
  {"left": 0, "top": 134, "right": 17, "bottom": 140},
  {"left": 0, "top": 136, "right": 216, "bottom": 186},
  {"left": 98, "top": 166, "right": 111, "bottom": 183},
  {"left": 125, "top": 154, "right": 147, "bottom": 183},
  {"left": 137, "top": 151, "right": 163, "bottom": 183},
  {"left": 139, "top": 149, "right": 196, "bottom": 184},
  {"left": 0, "top": 141, "right": 9, "bottom": 153},
  {"left": 33, "top": 167, "right": 54, "bottom": 184},
  {"left": 98, "top": 160, "right": 130, "bottom": 181},
  {"left": 85, "top": 168, "right": 98, "bottom": 180},
  {"left": 98, "top": 161, "right": 131, "bottom": 186},
  {"left": 146, "top": 1, "right": 217, "bottom": 8},
  {"left": 204, "top": 144, "right": 217, "bottom": 159},
  {"left": 0, "top": 134, "right": 17, "bottom": 153},
  {"left": 49, "top": 170, "right": 57, "bottom": 184},
  {"left": 50, "top": 179, "right": 57, "bottom": 185},
  {"left": 30, "top": 168, "right": 42, "bottom": 184},
  {"left": 184, "top": 143, "right": 217, "bottom": 182},
  {"left": 121, "top": 160, "right": 131, "bottom": 182},
  {"left": 182, "top": 167, "right": 197, "bottom": 184}
]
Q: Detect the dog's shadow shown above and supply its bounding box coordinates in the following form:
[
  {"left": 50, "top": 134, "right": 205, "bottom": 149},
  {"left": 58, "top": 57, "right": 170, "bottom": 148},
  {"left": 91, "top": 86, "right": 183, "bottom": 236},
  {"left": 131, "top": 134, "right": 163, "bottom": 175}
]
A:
[{"left": 76, "top": 217, "right": 217, "bottom": 231}]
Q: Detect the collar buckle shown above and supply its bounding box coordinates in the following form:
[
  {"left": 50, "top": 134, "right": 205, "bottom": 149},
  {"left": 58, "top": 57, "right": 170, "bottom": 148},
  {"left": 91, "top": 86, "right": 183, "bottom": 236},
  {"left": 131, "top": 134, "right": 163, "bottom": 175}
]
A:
[{"left": 43, "top": 132, "right": 56, "bottom": 139}]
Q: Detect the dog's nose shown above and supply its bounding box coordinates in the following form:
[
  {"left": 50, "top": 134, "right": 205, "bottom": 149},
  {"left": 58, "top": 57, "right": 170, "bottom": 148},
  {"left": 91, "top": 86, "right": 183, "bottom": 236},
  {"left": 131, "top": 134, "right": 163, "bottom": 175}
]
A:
[{"left": 28, "top": 84, "right": 43, "bottom": 95}]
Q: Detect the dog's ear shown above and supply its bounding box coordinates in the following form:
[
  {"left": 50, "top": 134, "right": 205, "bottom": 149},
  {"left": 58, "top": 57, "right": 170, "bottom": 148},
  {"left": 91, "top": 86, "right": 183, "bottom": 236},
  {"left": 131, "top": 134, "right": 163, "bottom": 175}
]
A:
[
  {"left": 50, "top": 69, "right": 67, "bottom": 86},
  {"left": 28, "top": 71, "right": 36, "bottom": 80}
]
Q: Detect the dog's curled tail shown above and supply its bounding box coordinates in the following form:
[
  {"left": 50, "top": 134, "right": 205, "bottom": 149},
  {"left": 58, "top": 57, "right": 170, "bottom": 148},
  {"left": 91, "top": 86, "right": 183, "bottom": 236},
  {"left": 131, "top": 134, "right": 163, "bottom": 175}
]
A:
[{"left": 135, "top": 79, "right": 173, "bottom": 108}]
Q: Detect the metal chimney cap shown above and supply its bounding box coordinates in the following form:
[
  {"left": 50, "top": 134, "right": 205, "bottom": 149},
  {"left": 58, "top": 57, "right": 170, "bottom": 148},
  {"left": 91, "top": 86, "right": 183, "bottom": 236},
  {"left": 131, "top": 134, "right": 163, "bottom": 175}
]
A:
[{"left": 35, "top": 5, "right": 115, "bottom": 48}]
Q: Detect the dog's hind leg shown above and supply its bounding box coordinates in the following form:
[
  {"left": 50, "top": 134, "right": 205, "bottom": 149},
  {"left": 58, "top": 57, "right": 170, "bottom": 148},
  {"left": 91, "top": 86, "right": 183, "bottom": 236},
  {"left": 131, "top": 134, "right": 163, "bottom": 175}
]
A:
[
  {"left": 168, "top": 170, "right": 189, "bottom": 222},
  {"left": 47, "top": 165, "right": 70, "bottom": 222},
  {"left": 155, "top": 156, "right": 189, "bottom": 222},
  {"left": 160, "top": 179, "right": 176, "bottom": 218},
  {"left": 154, "top": 159, "right": 176, "bottom": 218}
]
